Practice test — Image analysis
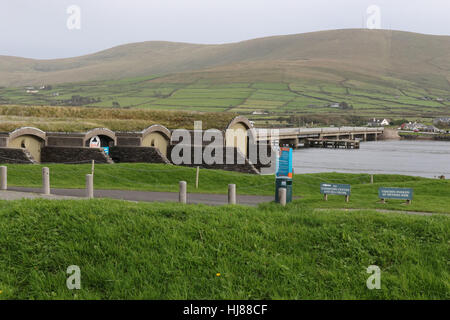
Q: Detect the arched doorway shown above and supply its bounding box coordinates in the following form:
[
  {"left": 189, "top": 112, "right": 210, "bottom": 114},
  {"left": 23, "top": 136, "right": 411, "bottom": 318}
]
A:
[
  {"left": 225, "top": 116, "right": 254, "bottom": 158},
  {"left": 141, "top": 125, "right": 171, "bottom": 157},
  {"left": 84, "top": 128, "right": 116, "bottom": 148},
  {"left": 8, "top": 127, "right": 46, "bottom": 162}
]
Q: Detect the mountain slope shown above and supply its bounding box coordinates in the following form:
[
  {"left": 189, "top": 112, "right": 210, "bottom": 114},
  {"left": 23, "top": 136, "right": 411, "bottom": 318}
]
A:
[{"left": 1, "top": 29, "right": 449, "bottom": 90}]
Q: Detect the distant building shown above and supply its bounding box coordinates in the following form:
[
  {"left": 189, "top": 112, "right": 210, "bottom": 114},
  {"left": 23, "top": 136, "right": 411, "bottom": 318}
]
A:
[
  {"left": 423, "top": 125, "right": 440, "bottom": 133},
  {"left": 401, "top": 122, "right": 428, "bottom": 131},
  {"left": 367, "top": 118, "right": 390, "bottom": 127},
  {"left": 433, "top": 117, "right": 450, "bottom": 126}
]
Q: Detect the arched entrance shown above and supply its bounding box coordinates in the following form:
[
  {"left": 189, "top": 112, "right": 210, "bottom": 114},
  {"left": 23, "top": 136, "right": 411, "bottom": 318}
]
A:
[
  {"left": 8, "top": 127, "right": 46, "bottom": 162},
  {"left": 84, "top": 128, "right": 116, "bottom": 148},
  {"left": 225, "top": 116, "right": 254, "bottom": 158},
  {"left": 141, "top": 125, "right": 171, "bottom": 157}
]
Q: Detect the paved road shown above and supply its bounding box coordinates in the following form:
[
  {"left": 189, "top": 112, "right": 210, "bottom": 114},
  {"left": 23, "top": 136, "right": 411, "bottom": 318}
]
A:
[{"left": 5, "top": 187, "right": 274, "bottom": 206}]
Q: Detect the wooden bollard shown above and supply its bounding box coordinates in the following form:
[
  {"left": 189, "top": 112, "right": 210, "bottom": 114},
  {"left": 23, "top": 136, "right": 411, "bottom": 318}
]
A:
[
  {"left": 345, "top": 195, "right": 350, "bottom": 203},
  {"left": 179, "top": 181, "right": 187, "bottom": 204},
  {"left": 323, "top": 194, "right": 328, "bottom": 201},
  {"left": 42, "top": 167, "right": 50, "bottom": 195},
  {"left": 0, "top": 166, "right": 7, "bottom": 190},
  {"left": 370, "top": 174, "right": 374, "bottom": 184},
  {"left": 279, "top": 188, "right": 287, "bottom": 206},
  {"left": 228, "top": 184, "right": 236, "bottom": 205},
  {"left": 86, "top": 174, "right": 94, "bottom": 199}
]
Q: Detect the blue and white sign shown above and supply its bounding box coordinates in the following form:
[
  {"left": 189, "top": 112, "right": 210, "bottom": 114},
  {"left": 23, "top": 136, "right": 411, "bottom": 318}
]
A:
[
  {"left": 320, "top": 183, "right": 351, "bottom": 196},
  {"left": 276, "top": 147, "right": 293, "bottom": 178},
  {"left": 103, "top": 147, "right": 110, "bottom": 155},
  {"left": 379, "top": 187, "right": 413, "bottom": 200}
]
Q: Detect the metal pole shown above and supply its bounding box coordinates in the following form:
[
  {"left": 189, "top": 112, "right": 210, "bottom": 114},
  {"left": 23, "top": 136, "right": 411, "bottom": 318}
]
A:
[
  {"left": 0, "top": 166, "right": 7, "bottom": 190},
  {"left": 86, "top": 174, "right": 94, "bottom": 199},
  {"left": 228, "top": 184, "right": 236, "bottom": 205},
  {"left": 42, "top": 167, "right": 50, "bottom": 195},
  {"left": 179, "top": 181, "right": 187, "bottom": 204}
]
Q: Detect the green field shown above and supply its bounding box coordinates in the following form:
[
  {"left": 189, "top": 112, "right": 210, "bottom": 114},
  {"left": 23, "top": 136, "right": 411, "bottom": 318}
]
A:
[{"left": 1, "top": 77, "right": 449, "bottom": 127}]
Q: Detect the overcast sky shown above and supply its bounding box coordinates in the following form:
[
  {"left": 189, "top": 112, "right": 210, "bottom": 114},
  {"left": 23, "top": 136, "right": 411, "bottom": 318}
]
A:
[{"left": 1, "top": 0, "right": 449, "bottom": 59}]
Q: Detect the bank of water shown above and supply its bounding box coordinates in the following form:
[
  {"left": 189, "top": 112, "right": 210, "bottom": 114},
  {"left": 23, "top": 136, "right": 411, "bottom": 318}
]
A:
[{"left": 293, "top": 140, "right": 450, "bottom": 178}]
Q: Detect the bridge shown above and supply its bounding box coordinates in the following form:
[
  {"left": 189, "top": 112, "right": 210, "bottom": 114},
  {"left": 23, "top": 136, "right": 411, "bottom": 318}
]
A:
[{"left": 254, "top": 127, "right": 384, "bottom": 148}]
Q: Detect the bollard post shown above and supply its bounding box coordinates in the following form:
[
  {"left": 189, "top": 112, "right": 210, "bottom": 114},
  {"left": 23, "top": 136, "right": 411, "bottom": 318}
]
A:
[
  {"left": 0, "top": 166, "right": 7, "bottom": 190},
  {"left": 42, "top": 167, "right": 50, "bottom": 195},
  {"left": 345, "top": 195, "right": 350, "bottom": 203},
  {"left": 179, "top": 181, "right": 187, "bottom": 204},
  {"left": 228, "top": 184, "right": 236, "bottom": 205},
  {"left": 370, "top": 174, "right": 374, "bottom": 184},
  {"left": 279, "top": 188, "right": 287, "bottom": 207},
  {"left": 323, "top": 194, "right": 328, "bottom": 201},
  {"left": 91, "top": 160, "right": 95, "bottom": 175},
  {"left": 195, "top": 166, "right": 199, "bottom": 189},
  {"left": 86, "top": 174, "right": 94, "bottom": 199}
]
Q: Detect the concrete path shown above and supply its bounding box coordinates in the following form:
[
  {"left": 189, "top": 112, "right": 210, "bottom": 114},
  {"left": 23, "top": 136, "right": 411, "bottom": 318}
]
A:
[
  {"left": 0, "top": 190, "right": 79, "bottom": 201},
  {"left": 4, "top": 187, "right": 274, "bottom": 206}
]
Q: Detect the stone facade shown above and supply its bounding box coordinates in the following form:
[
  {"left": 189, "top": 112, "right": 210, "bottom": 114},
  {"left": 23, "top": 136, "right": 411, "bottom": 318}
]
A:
[
  {"left": 41, "top": 146, "right": 112, "bottom": 164},
  {"left": 0, "top": 117, "right": 265, "bottom": 174},
  {"left": 0, "top": 147, "right": 35, "bottom": 164},
  {"left": 109, "top": 146, "right": 170, "bottom": 164}
]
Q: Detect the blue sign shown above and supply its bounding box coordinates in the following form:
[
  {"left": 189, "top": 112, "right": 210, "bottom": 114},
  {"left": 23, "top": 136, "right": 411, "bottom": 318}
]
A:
[
  {"left": 379, "top": 187, "right": 413, "bottom": 200},
  {"left": 276, "top": 147, "right": 293, "bottom": 178},
  {"left": 320, "top": 183, "right": 351, "bottom": 196},
  {"left": 103, "top": 147, "right": 110, "bottom": 155}
]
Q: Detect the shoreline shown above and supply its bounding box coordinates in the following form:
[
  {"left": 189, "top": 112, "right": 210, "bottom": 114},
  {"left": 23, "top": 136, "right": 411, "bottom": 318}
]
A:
[{"left": 399, "top": 134, "right": 450, "bottom": 141}]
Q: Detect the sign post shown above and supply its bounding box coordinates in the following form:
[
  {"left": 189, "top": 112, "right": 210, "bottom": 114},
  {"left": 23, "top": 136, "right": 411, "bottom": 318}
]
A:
[
  {"left": 378, "top": 187, "right": 413, "bottom": 204},
  {"left": 320, "top": 183, "right": 351, "bottom": 202},
  {"left": 275, "top": 147, "right": 293, "bottom": 204}
]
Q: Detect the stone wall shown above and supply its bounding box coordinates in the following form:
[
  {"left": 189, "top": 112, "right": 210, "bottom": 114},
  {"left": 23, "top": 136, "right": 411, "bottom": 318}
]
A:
[
  {"left": 109, "top": 146, "right": 170, "bottom": 163},
  {"left": 41, "top": 146, "right": 112, "bottom": 164},
  {"left": 0, "top": 147, "right": 35, "bottom": 164}
]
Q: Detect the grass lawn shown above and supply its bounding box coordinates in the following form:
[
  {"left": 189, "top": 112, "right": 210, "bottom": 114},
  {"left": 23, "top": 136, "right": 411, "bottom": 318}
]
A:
[
  {"left": 2, "top": 163, "right": 450, "bottom": 213},
  {"left": 0, "top": 198, "right": 448, "bottom": 299}
]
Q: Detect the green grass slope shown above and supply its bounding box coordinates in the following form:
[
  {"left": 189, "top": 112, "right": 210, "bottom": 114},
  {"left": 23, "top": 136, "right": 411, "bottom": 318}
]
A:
[
  {"left": 3, "top": 163, "right": 450, "bottom": 213},
  {"left": 0, "top": 199, "right": 448, "bottom": 299}
]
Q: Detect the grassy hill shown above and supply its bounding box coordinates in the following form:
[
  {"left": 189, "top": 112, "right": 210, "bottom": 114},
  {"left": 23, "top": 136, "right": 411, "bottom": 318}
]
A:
[
  {"left": 1, "top": 29, "right": 449, "bottom": 125},
  {"left": 2, "top": 29, "right": 450, "bottom": 89}
]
